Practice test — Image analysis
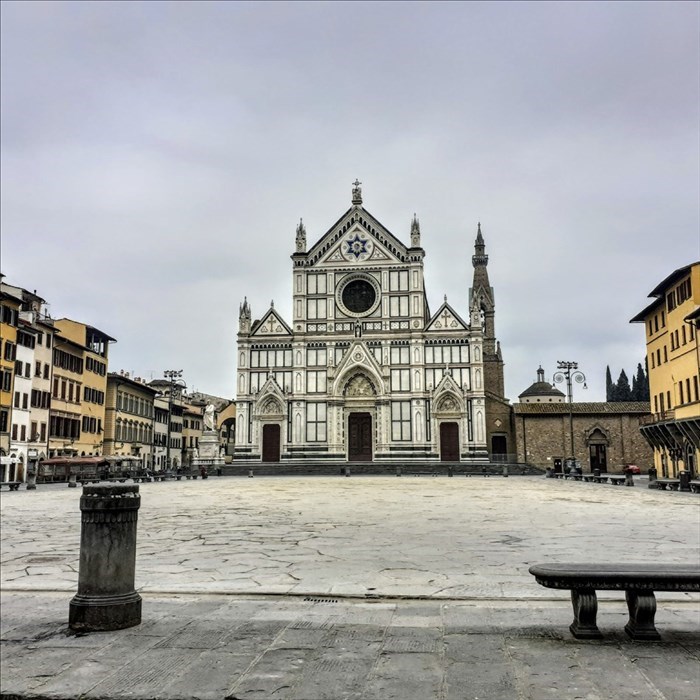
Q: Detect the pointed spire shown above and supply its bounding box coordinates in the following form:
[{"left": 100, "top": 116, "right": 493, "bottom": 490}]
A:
[
  {"left": 295, "top": 218, "right": 307, "bottom": 253},
  {"left": 410, "top": 213, "right": 421, "bottom": 247},
  {"left": 472, "top": 222, "right": 488, "bottom": 268},
  {"left": 536, "top": 365, "right": 545, "bottom": 382},
  {"left": 238, "top": 297, "right": 251, "bottom": 333},
  {"left": 270, "top": 299, "right": 274, "bottom": 309},
  {"left": 351, "top": 178, "right": 363, "bottom": 205}
]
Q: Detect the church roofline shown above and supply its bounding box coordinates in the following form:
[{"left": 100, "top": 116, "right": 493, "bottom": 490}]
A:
[{"left": 301, "top": 205, "right": 418, "bottom": 265}]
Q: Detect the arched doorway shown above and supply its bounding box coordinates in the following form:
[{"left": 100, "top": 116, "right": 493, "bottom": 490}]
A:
[
  {"left": 586, "top": 427, "right": 609, "bottom": 473},
  {"left": 262, "top": 424, "right": 281, "bottom": 462}
]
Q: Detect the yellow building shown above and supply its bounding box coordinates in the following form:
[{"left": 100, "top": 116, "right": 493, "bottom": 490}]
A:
[
  {"left": 631, "top": 261, "right": 700, "bottom": 478},
  {"left": 51, "top": 319, "right": 115, "bottom": 458},
  {"left": 0, "top": 280, "right": 22, "bottom": 474},
  {"left": 182, "top": 401, "right": 204, "bottom": 468},
  {"left": 104, "top": 372, "right": 157, "bottom": 470}
]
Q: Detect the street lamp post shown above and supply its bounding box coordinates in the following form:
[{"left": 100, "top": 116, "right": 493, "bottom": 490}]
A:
[
  {"left": 553, "top": 361, "right": 587, "bottom": 468},
  {"left": 163, "top": 370, "right": 183, "bottom": 472}
]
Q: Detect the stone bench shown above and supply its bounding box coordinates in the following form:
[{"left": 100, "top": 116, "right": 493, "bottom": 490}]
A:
[
  {"left": 0, "top": 481, "right": 22, "bottom": 491},
  {"left": 608, "top": 475, "right": 626, "bottom": 486},
  {"left": 690, "top": 480, "right": 700, "bottom": 494},
  {"left": 655, "top": 478, "right": 680, "bottom": 491},
  {"left": 529, "top": 563, "right": 700, "bottom": 640}
]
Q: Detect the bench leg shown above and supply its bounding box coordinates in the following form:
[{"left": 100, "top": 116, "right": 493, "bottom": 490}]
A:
[
  {"left": 624, "top": 590, "right": 660, "bottom": 641},
  {"left": 570, "top": 588, "right": 602, "bottom": 639}
]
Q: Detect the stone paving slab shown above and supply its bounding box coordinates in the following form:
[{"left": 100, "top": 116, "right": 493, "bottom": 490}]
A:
[{"left": 1, "top": 592, "right": 699, "bottom": 700}]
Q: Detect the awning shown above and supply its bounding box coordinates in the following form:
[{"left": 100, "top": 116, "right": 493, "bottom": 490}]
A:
[{"left": 39, "top": 456, "right": 108, "bottom": 467}]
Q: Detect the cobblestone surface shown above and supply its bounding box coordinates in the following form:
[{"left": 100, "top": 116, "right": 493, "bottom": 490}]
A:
[{"left": 1, "top": 476, "right": 699, "bottom": 699}]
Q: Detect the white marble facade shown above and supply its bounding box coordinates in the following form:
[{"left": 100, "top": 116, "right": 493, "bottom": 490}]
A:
[{"left": 234, "top": 183, "right": 489, "bottom": 464}]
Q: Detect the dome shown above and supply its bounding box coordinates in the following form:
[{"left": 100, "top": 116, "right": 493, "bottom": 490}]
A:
[{"left": 518, "top": 366, "right": 566, "bottom": 402}]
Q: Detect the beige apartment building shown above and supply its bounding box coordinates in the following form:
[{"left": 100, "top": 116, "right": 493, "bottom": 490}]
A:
[{"left": 104, "top": 372, "right": 157, "bottom": 470}]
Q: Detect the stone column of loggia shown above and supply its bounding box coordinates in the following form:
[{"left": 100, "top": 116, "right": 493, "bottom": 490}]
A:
[{"left": 69, "top": 484, "right": 142, "bottom": 631}]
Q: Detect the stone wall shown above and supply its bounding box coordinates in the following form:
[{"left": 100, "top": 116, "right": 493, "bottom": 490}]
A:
[{"left": 513, "top": 403, "right": 653, "bottom": 471}]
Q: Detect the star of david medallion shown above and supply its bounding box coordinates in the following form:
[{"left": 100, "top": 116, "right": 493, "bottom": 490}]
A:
[{"left": 343, "top": 233, "right": 372, "bottom": 261}]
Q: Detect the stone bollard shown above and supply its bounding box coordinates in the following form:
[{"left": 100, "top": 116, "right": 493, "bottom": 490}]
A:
[
  {"left": 68, "top": 471, "right": 77, "bottom": 488},
  {"left": 248, "top": 469, "right": 254, "bottom": 478},
  {"left": 345, "top": 467, "right": 351, "bottom": 477},
  {"left": 502, "top": 465, "right": 509, "bottom": 478},
  {"left": 679, "top": 471, "right": 691, "bottom": 492},
  {"left": 625, "top": 471, "right": 634, "bottom": 487},
  {"left": 396, "top": 466, "right": 402, "bottom": 477},
  {"left": 647, "top": 467, "right": 657, "bottom": 489},
  {"left": 448, "top": 466, "right": 454, "bottom": 477},
  {"left": 69, "top": 484, "right": 142, "bottom": 632}
]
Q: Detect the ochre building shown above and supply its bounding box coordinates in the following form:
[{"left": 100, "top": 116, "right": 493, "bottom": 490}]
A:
[{"left": 631, "top": 262, "right": 699, "bottom": 477}]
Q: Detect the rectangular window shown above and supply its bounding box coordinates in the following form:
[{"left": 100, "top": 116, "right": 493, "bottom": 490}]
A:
[
  {"left": 35, "top": 361, "right": 42, "bottom": 377},
  {"left": 694, "top": 376, "right": 699, "bottom": 402},
  {"left": 307, "top": 273, "right": 327, "bottom": 294},
  {"left": 31, "top": 421, "right": 38, "bottom": 440},
  {"left": 390, "top": 346, "right": 409, "bottom": 365},
  {"left": 389, "top": 296, "right": 409, "bottom": 317},
  {"left": 391, "top": 401, "right": 411, "bottom": 441},
  {"left": 44, "top": 363, "right": 50, "bottom": 379},
  {"left": 390, "top": 368, "right": 410, "bottom": 392},
  {"left": 20, "top": 424, "right": 26, "bottom": 442},
  {"left": 11, "top": 424, "right": 17, "bottom": 441},
  {"left": 679, "top": 382, "right": 684, "bottom": 404},
  {"left": 389, "top": 270, "right": 409, "bottom": 291},
  {"left": 307, "top": 298, "right": 327, "bottom": 320},
  {"left": 306, "top": 402, "right": 327, "bottom": 442},
  {"left": 22, "top": 393, "right": 28, "bottom": 409},
  {"left": 68, "top": 383, "right": 74, "bottom": 402},
  {"left": 307, "top": 370, "right": 327, "bottom": 393},
  {"left": 654, "top": 315, "right": 659, "bottom": 333},
  {"left": 40, "top": 422, "right": 46, "bottom": 442},
  {"left": 307, "top": 347, "right": 327, "bottom": 366}
]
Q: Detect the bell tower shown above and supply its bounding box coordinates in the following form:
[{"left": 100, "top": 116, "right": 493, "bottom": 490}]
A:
[{"left": 469, "top": 223, "right": 512, "bottom": 457}]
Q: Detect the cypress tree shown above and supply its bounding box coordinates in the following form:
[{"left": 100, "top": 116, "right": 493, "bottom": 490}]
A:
[
  {"left": 605, "top": 366, "right": 613, "bottom": 401},
  {"left": 636, "top": 362, "right": 650, "bottom": 401},
  {"left": 616, "top": 369, "right": 632, "bottom": 401}
]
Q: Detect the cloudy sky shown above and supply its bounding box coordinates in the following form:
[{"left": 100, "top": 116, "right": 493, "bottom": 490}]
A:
[{"left": 2, "top": 1, "right": 698, "bottom": 401}]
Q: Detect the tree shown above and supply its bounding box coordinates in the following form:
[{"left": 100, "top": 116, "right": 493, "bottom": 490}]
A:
[
  {"left": 616, "top": 369, "right": 632, "bottom": 401},
  {"left": 633, "top": 362, "right": 649, "bottom": 401},
  {"left": 606, "top": 366, "right": 613, "bottom": 401}
]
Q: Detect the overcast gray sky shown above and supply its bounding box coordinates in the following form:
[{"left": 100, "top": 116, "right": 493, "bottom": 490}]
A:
[{"left": 2, "top": 1, "right": 698, "bottom": 401}]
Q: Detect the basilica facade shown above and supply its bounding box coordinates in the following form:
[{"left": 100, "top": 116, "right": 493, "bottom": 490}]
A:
[{"left": 234, "top": 182, "right": 511, "bottom": 466}]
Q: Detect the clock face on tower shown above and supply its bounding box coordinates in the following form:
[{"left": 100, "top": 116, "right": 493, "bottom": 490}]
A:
[{"left": 336, "top": 273, "right": 381, "bottom": 317}]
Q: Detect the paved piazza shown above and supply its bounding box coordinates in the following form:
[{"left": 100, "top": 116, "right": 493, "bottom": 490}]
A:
[
  {"left": 2, "top": 476, "right": 700, "bottom": 700},
  {"left": 2, "top": 476, "right": 699, "bottom": 598}
]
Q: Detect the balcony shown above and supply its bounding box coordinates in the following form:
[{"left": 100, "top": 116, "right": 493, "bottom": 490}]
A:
[{"left": 639, "top": 410, "right": 675, "bottom": 426}]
